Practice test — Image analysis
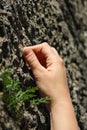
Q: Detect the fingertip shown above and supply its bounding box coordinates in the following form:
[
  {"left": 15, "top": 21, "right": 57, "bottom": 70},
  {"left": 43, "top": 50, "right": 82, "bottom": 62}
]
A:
[
  {"left": 22, "top": 47, "right": 32, "bottom": 57},
  {"left": 22, "top": 47, "right": 28, "bottom": 53}
]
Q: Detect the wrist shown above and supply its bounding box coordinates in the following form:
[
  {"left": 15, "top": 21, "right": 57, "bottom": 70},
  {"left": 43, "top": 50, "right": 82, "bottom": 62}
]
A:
[
  {"left": 49, "top": 97, "right": 78, "bottom": 130},
  {"left": 49, "top": 91, "right": 72, "bottom": 111},
  {"left": 50, "top": 87, "right": 71, "bottom": 104}
]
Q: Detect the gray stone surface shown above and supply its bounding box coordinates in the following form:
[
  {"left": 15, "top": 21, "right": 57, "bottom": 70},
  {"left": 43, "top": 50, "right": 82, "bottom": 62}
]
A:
[{"left": 0, "top": 0, "right": 87, "bottom": 130}]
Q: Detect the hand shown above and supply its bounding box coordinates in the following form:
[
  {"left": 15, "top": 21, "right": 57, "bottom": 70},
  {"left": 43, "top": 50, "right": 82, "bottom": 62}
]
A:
[
  {"left": 23, "top": 43, "right": 70, "bottom": 104},
  {"left": 23, "top": 43, "right": 78, "bottom": 130}
]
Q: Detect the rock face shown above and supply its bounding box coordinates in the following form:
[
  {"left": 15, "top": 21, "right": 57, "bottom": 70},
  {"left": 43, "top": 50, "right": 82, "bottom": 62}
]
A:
[{"left": 0, "top": 0, "right": 87, "bottom": 130}]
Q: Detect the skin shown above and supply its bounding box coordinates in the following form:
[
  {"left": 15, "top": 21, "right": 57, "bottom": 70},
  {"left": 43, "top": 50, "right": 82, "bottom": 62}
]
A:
[{"left": 22, "top": 42, "right": 78, "bottom": 130}]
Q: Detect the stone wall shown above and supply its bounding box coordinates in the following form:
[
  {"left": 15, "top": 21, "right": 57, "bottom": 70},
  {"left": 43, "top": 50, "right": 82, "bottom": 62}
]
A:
[{"left": 0, "top": 0, "right": 87, "bottom": 130}]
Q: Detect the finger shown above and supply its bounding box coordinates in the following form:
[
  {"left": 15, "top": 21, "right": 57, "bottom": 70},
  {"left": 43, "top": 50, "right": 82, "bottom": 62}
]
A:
[
  {"left": 51, "top": 47, "right": 63, "bottom": 62},
  {"left": 51, "top": 47, "right": 58, "bottom": 55},
  {"left": 23, "top": 48, "right": 44, "bottom": 71},
  {"left": 23, "top": 43, "right": 53, "bottom": 60}
]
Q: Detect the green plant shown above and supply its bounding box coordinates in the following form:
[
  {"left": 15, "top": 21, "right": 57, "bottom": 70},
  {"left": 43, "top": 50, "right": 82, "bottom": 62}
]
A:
[{"left": 1, "top": 68, "right": 51, "bottom": 112}]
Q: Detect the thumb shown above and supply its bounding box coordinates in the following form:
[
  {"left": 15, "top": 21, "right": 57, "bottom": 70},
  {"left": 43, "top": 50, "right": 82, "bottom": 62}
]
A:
[{"left": 23, "top": 47, "right": 43, "bottom": 71}]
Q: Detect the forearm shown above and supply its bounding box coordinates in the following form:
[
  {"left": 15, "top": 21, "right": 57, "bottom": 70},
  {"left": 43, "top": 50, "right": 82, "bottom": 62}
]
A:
[{"left": 50, "top": 93, "right": 78, "bottom": 130}]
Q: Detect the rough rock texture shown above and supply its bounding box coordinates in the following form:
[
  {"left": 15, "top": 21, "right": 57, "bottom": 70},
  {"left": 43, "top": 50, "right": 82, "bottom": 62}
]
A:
[{"left": 0, "top": 0, "right": 87, "bottom": 130}]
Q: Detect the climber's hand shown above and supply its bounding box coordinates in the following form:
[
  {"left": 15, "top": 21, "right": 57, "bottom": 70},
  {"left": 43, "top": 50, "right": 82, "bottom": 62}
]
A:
[{"left": 23, "top": 43, "right": 70, "bottom": 103}]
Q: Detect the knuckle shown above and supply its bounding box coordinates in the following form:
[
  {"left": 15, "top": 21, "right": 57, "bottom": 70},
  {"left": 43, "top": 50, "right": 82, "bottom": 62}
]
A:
[
  {"left": 52, "top": 47, "right": 54, "bottom": 49},
  {"left": 27, "top": 55, "right": 33, "bottom": 64},
  {"left": 51, "top": 47, "right": 57, "bottom": 53},
  {"left": 26, "top": 51, "right": 33, "bottom": 59},
  {"left": 51, "top": 47, "right": 55, "bottom": 50},
  {"left": 59, "top": 58, "right": 64, "bottom": 66},
  {"left": 26, "top": 52, "right": 35, "bottom": 63},
  {"left": 43, "top": 42, "right": 49, "bottom": 46}
]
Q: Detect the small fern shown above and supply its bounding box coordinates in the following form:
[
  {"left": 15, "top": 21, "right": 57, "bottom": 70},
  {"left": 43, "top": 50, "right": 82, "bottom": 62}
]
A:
[
  {"left": 30, "top": 96, "right": 52, "bottom": 106},
  {"left": 1, "top": 68, "right": 51, "bottom": 112}
]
